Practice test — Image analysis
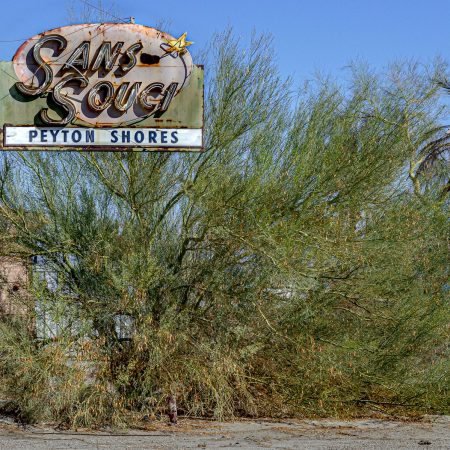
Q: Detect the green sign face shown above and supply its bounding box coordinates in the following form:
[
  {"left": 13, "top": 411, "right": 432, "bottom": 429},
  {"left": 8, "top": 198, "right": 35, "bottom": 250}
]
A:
[{"left": 0, "top": 23, "right": 204, "bottom": 151}]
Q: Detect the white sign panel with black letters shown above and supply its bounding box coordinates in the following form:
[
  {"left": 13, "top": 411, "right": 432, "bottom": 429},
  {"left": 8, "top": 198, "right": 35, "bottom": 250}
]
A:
[{"left": 4, "top": 127, "right": 202, "bottom": 149}]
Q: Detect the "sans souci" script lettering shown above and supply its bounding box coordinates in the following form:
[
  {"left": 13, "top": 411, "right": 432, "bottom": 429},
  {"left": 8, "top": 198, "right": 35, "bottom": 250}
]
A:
[{"left": 16, "top": 36, "right": 178, "bottom": 125}]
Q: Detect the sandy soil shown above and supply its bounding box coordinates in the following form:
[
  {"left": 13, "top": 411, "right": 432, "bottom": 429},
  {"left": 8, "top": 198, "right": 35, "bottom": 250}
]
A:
[{"left": 0, "top": 416, "right": 448, "bottom": 449}]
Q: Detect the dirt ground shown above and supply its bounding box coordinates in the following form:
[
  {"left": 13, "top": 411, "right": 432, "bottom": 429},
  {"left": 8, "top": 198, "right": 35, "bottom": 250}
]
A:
[{"left": 0, "top": 416, "right": 448, "bottom": 449}]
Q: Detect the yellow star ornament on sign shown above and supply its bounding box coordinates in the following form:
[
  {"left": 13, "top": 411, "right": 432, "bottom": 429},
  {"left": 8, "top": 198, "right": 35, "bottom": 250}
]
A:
[{"left": 164, "top": 32, "right": 193, "bottom": 55}]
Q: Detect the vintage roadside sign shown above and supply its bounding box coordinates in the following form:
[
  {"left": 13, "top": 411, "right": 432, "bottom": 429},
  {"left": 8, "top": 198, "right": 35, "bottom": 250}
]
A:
[{"left": 0, "top": 23, "right": 203, "bottom": 151}]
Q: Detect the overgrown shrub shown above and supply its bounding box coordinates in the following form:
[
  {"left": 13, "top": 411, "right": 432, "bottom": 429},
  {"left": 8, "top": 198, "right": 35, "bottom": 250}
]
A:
[{"left": 0, "top": 31, "right": 448, "bottom": 426}]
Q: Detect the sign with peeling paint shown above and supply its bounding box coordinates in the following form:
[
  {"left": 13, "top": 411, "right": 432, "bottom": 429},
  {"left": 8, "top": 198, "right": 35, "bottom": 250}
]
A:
[{"left": 0, "top": 23, "right": 203, "bottom": 151}]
